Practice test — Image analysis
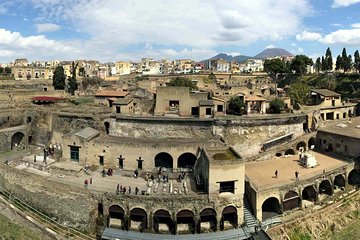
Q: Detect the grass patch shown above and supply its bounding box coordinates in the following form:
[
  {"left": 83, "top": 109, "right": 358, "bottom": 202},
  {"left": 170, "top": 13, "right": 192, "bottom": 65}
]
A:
[
  {"left": 331, "top": 219, "right": 360, "bottom": 240},
  {"left": 68, "top": 97, "right": 94, "bottom": 105},
  {"left": 289, "top": 228, "right": 312, "bottom": 240},
  {"left": 212, "top": 149, "right": 235, "bottom": 160},
  {"left": 0, "top": 213, "right": 43, "bottom": 240}
]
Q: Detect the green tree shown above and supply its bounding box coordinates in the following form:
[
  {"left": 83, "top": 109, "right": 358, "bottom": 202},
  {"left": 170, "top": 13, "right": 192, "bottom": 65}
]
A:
[
  {"left": 290, "top": 55, "right": 313, "bottom": 75},
  {"left": 168, "top": 77, "right": 198, "bottom": 90},
  {"left": 0, "top": 67, "right": 3, "bottom": 74},
  {"left": 264, "top": 58, "right": 286, "bottom": 74},
  {"left": 227, "top": 96, "right": 245, "bottom": 115},
  {"left": 208, "top": 73, "right": 217, "bottom": 82},
  {"left": 355, "top": 50, "right": 360, "bottom": 73},
  {"left": 68, "top": 61, "right": 79, "bottom": 95},
  {"left": 289, "top": 82, "right": 310, "bottom": 105},
  {"left": 269, "top": 98, "right": 286, "bottom": 113},
  {"left": 324, "top": 47, "right": 333, "bottom": 71},
  {"left": 68, "top": 76, "right": 78, "bottom": 95},
  {"left": 52, "top": 66, "right": 66, "bottom": 90},
  {"left": 315, "top": 57, "right": 322, "bottom": 72},
  {"left": 341, "top": 48, "right": 352, "bottom": 72},
  {"left": 321, "top": 56, "right": 326, "bottom": 71},
  {"left": 4, "top": 67, "right": 11, "bottom": 75},
  {"left": 335, "top": 55, "right": 342, "bottom": 71}
]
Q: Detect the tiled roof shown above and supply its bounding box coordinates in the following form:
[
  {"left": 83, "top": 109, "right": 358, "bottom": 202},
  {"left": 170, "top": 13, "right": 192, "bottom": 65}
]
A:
[{"left": 113, "top": 97, "right": 133, "bottom": 105}]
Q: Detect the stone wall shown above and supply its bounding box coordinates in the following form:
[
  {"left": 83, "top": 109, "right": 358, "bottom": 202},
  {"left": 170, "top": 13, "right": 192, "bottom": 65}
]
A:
[
  {"left": 0, "top": 166, "right": 98, "bottom": 234},
  {"left": 213, "top": 115, "right": 306, "bottom": 158}
]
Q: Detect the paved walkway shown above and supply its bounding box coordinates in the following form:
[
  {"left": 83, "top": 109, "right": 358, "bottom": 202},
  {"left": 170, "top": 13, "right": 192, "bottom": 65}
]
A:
[{"left": 13, "top": 154, "right": 200, "bottom": 197}]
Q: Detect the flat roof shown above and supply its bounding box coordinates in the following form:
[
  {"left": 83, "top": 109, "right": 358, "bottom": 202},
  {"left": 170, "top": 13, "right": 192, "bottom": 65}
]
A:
[
  {"left": 311, "top": 89, "right": 340, "bottom": 97},
  {"left": 318, "top": 117, "right": 360, "bottom": 139},
  {"left": 245, "top": 151, "right": 348, "bottom": 191},
  {"left": 206, "top": 148, "right": 240, "bottom": 161}
]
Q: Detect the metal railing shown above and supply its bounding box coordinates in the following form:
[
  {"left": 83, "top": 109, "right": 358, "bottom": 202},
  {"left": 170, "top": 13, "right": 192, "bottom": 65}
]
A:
[{"left": 0, "top": 185, "right": 94, "bottom": 240}]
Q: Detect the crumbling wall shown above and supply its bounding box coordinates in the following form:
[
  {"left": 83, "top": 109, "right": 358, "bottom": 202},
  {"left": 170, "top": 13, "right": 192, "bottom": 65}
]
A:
[{"left": 0, "top": 166, "right": 98, "bottom": 234}]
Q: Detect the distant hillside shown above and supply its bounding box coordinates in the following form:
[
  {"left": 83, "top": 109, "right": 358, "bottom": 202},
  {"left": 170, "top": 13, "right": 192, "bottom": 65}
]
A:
[
  {"left": 205, "top": 48, "right": 292, "bottom": 63},
  {"left": 206, "top": 53, "right": 252, "bottom": 63},
  {"left": 254, "top": 48, "right": 293, "bottom": 59}
]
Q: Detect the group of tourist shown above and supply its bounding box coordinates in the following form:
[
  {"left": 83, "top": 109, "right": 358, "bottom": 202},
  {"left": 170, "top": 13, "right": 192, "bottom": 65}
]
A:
[
  {"left": 116, "top": 184, "right": 140, "bottom": 195},
  {"left": 273, "top": 170, "right": 300, "bottom": 180},
  {"left": 102, "top": 168, "right": 114, "bottom": 177}
]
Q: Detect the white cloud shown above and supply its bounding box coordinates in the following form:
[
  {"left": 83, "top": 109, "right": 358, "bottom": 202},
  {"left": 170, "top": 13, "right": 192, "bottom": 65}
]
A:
[
  {"left": 319, "top": 28, "right": 360, "bottom": 45},
  {"left": 332, "top": 0, "right": 360, "bottom": 8},
  {"left": 266, "top": 44, "right": 275, "bottom": 49},
  {"left": 0, "top": 28, "right": 77, "bottom": 62},
  {"left": 36, "top": 23, "right": 61, "bottom": 33},
  {"left": 296, "top": 31, "right": 322, "bottom": 41},
  {"left": 298, "top": 47, "right": 304, "bottom": 53},
  {"left": 291, "top": 43, "right": 297, "bottom": 46},
  {"left": 27, "top": 0, "right": 311, "bottom": 56},
  {"left": 332, "top": 23, "right": 342, "bottom": 27},
  {"left": 351, "top": 23, "right": 360, "bottom": 28}
]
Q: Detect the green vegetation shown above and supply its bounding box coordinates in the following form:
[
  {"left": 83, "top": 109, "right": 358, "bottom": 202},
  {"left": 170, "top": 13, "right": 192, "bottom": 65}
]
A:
[
  {"left": 289, "top": 228, "right": 312, "bottom": 240},
  {"left": 68, "top": 61, "right": 79, "bottom": 95},
  {"left": 288, "top": 82, "right": 310, "bottom": 105},
  {"left": 331, "top": 219, "right": 360, "bottom": 240},
  {"left": 264, "top": 58, "right": 287, "bottom": 74},
  {"left": 290, "top": 55, "right": 313, "bottom": 75},
  {"left": 81, "top": 76, "right": 103, "bottom": 90},
  {"left": 203, "top": 73, "right": 217, "bottom": 84},
  {"left": 52, "top": 66, "right": 66, "bottom": 90},
  {"left": 168, "top": 77, "right": 198, "bottom": 90},
  {"left": 212, "top": 149, "right": 235, "bottom": 160},
  {"left": 269, "top": 98, "right": 286, "bottom": 113},
  {"left": 227, "top": 96, "right": 245, "bottom": 115},
  {"left": 69, "top": 97, "right": 94, "bottom": 105},
  {"left": 0, "top": 213, "right": 43, "bottom": 240}
]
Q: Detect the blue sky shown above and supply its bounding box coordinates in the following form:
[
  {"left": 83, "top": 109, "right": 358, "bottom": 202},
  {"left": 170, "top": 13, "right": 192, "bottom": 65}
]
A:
[{"left": 0, "top": 0, "right": 360, "bottom": 63}]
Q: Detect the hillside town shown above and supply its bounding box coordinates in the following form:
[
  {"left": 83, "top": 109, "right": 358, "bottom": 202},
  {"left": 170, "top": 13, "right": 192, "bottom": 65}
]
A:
[{"left": 0, "top": 43, "right": 359, "bottom": 240}]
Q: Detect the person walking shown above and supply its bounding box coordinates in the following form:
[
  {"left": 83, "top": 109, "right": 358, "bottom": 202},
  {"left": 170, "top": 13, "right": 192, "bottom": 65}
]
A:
[
  {"left": 89, "top": 177, "right": 92, "bottom": 185},
  {"left": 84, "top": 179, "right": 88, "bottom": 188},
  {"left": 275, "top": 170, "right": 278, "bottom": 178},
  {"left": 295, "top": 171, "right": 299, "bottom": 181},
  {"left": 128, "top": 186, "right": 131, "bottom": 194},
  {"left": 135, "top": 187, "right": 139, "bottom": 195},
  {"left": 116, "top": 184, "right": 120, "bottom": 194}
]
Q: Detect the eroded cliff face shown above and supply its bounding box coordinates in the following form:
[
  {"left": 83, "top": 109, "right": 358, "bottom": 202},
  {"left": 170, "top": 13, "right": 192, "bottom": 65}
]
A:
[{"left": 0, "top": 166, "right": 98, "bottom": 234}]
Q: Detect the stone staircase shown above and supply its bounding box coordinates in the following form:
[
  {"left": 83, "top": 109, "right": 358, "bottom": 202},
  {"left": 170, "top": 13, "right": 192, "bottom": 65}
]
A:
[{"left": 243, "top": 198, "right": 258, "bottom": 232}]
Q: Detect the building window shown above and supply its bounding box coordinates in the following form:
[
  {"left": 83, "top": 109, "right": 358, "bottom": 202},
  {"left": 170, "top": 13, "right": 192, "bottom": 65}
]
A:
[
  {"left": 206, "top": 108, "right": 212, "bottom": 116},
  {"left": 70, "top": 146, "right": 80, "bottom": 162},
  {"left": 219, "top": 181, "right": 235, "bottom": 193},
  {"left": 217, "top": 105, "right": 223, "bottom": 112},
  {"left": 118, "top": 155, "right": 124, "bottom": 169},
  {"left": 116, "top": 106, "right": 120, "bottom": 113},
  {"left": 332, "top": 100, "right": 335, "bottom": 107},
  {"left": 345, "top": 145, "right": 348, "bottom": 152},
  {"left": 99, "top": 156, "right": 104, "bottom": 166}
]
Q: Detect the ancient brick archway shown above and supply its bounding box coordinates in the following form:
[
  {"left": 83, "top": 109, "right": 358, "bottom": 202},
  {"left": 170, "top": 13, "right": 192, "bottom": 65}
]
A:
[
  {"left": 153, "top": 209, "right": 174, "bottom": 234},
  {"left": 262, "top": 197, "right": 281, "bottom": 220},
  {"left": 129, "top": 208, "right": 147, "bottom": 232},
  {"left": 319, "top": 179, "right": 333, "bottom": 196},
  {"left": 154, "top": 152, "right": 173, "bottom": 169},
  {"left": 221, "top": 206, "right": 237, "bottom": 230},
  {"left": 334, "top": 174, "right": 345, "bottom": 189},
  {"left": 302, "top": 185, "right": 317, "bottom": 202},
  {"left": 283, "top": 191, "right": 300, "bottom": 211},
  {"left": 11, "top": 132, "right": 25, "bottom": 150},
  {"left": 108, "top": 205, "right": 125, "bottom": 229},
  {"left": 176, "top": 209, "right": 195, "bottom": 234},
  {"left": 348, "top": 169, "right": 360, "bottom": 185},
  {"left": 177, "top": 152, "right": 197, "bottom": 169},
  {"left": 199, "top": 208, "right": 217, "bottom": 233}
]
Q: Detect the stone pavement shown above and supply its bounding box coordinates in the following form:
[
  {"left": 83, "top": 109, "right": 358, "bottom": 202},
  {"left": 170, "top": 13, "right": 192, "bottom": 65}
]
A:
[{"left": 13, "top": 154, "right": 197, "bottom": 197}]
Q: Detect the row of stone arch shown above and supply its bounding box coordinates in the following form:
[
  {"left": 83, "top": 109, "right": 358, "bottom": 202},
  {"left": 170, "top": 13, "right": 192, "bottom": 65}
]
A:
[
  {"left": 275, "top": 138, "right": 317, "bottom": 157},
  {"left": 262, "top": 171, "right": 360, "bottom": 220},
  {"left": 154, "top": 152, "right": 197, "bottom": 169},
  {"left": 106, "top": 205, "right": 238, "bottom": 234}
]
